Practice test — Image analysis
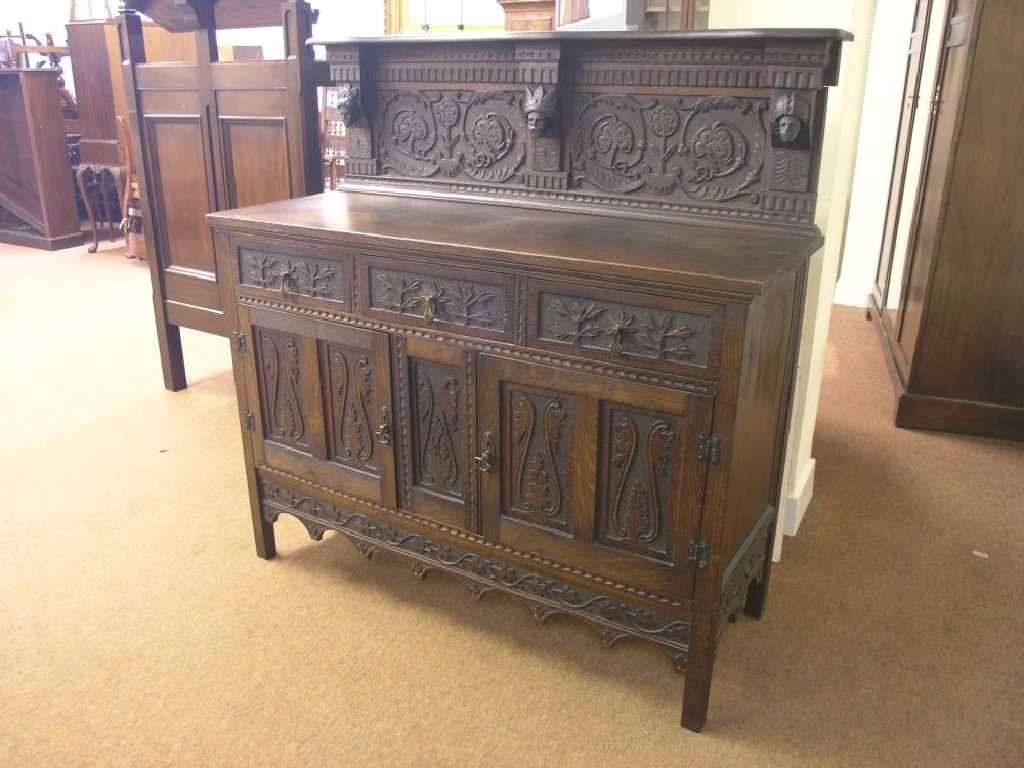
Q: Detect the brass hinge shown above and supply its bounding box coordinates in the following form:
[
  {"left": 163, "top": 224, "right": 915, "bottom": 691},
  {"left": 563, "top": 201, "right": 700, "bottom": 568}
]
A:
[
  {"left": 697, "top": 433, "right": 721, "bottom": 465},
  {"left": 233, "top": 330, "right": 247, "bottom": 353},
  {"left": 687, "top": 538, "right": 710, "bottom": 569},
  {"left": 243, "top": 410, "right": 256, "bottom": 430}
]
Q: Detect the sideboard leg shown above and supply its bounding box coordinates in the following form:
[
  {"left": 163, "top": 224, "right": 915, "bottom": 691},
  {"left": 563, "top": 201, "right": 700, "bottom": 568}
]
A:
[
  {"left": 682, "top": 618, "right": 715, "bottom": 732},
  {"left": 252, "top": 505, "right": 277, "bottom": 560}
]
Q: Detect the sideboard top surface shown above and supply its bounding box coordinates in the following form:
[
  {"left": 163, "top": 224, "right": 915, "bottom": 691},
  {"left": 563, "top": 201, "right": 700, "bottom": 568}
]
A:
[
  {"left": 312, "top": 28, "right": 853, "bottom": 46},
  {"left": 207, "top": 191, "right": 821, "bottom": 297}
]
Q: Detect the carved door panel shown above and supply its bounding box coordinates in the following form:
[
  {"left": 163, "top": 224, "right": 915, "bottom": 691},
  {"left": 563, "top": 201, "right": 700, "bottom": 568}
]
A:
[
  {"left": 477, "top": 355, "right": 713, "bottom": 598},
  {"left": 242, "top": 304, "right": 397, "bottom": 507},
  {"left": 394, "top": 336, "right": 476, "bottom": 532}
]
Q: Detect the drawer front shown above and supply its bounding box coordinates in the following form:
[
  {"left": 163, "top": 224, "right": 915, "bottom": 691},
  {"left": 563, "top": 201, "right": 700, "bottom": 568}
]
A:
[
  {"left": 358, "top": 255, "right": 513, "bottom": 341},
  {"left": 236, "top": 242, "right": 350, "bottom": 308},
  {"left": 529, "top": 279, "right": 723, "bottom": 376}
]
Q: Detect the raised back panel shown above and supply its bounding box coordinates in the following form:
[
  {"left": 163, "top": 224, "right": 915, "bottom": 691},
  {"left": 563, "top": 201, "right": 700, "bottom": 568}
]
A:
[{"left": 323, "top": 30, "right": 849, "bottom": 229}]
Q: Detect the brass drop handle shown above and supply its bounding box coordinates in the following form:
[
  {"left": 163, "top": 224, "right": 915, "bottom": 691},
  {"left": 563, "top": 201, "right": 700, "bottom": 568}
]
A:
[
  {"left": 280, "top": 272, "right": 293, "bottom": 297},
  {"left": 474, "top": 431, "right": 496, "bottom": 473},
  {"left": 422, "top": 293, "right": 437, "bottom": 323},
  {"left": 609, "top": 324, "right": 625, "bottom": 358},
  {"left": 376, "top": 406, "right": 392, "bottom": 445}
]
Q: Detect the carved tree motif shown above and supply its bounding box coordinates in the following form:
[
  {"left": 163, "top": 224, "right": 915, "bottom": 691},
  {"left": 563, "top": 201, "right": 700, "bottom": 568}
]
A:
[
  {"left": 447, "top": 282, "right": 497, "bottom": 327},
  {"left": 636, "top": 313, "right": 699, "bottom": 362},
  {"left": 243, "top": 250, "right": 339, "bottom": 299},
  {"left": 548, "top": 299, "right": 606, "bottom": 345},
  {"left": 415, "top": 366, "right": 460, "bottom": 495},
  {"left": 539, "top": 293, "right": 709, "bottom": 366},
  {"left": 304, "top": 262, "right": 338, "bottom": 298},
  {"left": 376, "top": 272, "right": 424, "bottom": 313},
  {"left": 371, "top": 268, "right": 504, "bottom": 329},
  {"left": 248, "top": 253, "right": 279, "bottom": 288}
]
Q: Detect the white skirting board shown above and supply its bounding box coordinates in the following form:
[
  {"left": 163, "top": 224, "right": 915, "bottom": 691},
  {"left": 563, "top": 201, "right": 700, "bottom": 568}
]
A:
[
  {"left": 783, "top": 458, "right": 816, "bottom": 538},
  {"left": 772, "top": 457, "right": 817, "bottom": 562}
]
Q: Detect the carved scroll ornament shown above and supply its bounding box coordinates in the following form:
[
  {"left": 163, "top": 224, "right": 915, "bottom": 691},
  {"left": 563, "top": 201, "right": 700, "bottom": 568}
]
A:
[
  {"left": 571, "top": 94, "right": 767, "bottom": 203},
  {"left": 378, "top": 89, "right": 528, "bottom": 183}
]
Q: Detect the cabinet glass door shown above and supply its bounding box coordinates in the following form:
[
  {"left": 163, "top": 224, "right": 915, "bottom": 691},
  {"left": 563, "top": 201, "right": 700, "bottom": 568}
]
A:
[{"left": 477, "top": 354, "right": 713, "bottom": 599}]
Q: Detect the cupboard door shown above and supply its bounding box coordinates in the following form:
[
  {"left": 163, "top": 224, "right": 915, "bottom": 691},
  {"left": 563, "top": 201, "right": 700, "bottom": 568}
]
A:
[
  {"left": 477, "top": 355, "right": 713, "bottom": 598},
  {"left": 243, "top": 305, "right": 397, "bottom": 507},
  {"left": 394, "top": 336, "right": 476, "bottom": 532}
]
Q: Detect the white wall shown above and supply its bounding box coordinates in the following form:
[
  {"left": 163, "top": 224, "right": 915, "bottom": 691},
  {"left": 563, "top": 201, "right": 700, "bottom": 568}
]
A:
[
  {"left": 835, "top": 0, "right": 916, "bottom": 307},
  {"left": 708, "top": 0, "right": 878, "bottom": 560}
]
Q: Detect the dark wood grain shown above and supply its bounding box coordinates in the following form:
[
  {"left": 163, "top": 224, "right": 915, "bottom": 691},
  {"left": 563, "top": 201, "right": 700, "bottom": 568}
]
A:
[{"left": 209, "top": 29, "right": 849, "bottom": 734}]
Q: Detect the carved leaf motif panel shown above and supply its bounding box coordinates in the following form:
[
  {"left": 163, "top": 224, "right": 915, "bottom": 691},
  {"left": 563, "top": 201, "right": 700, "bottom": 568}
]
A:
[
  {"left": 597, "top": 406, "right": 682, "bottom": 562},
  {"left": 321, "top": 342, "right": 379, "bottom": 474},
  {"left": 504, "top": 386, "right": 572, "bottom": 533},
  {"left": 368, "top": 266, "right": 506, "bottom": 331},
  {"left": 254, "top": 328, "right": 311, "bottom": 453},
  {"left": 377, "top": 89, "right": 528, "bottom": 184},
  {"left": 537, "top": 291, "right": 712, "bottom": 367},
  {"left": 410, "top": 360, "right": 463, "bottom": 502},
  {"left": 239, "top": 248, "right": 344, "bottom": 301},
  {"left": 570, "top": 94, "right": 767, "bottom": 207}
]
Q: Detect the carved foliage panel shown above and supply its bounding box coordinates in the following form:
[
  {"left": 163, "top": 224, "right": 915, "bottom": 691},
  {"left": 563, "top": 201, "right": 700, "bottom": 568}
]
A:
[
  {"left": 597, "top": 405, "right": 683, "bottom": 562},
  {"left": 367, "top": 263, "right": 508, "bottom": 335},
  {"left": 239, "top": 248, "right": 345, "bottom": 303},
  {"left": 409, "top": 360, "right": 464, "bottom": 503},
  {"left": 504, "top": 386, "right": 572, "bottom": 533},
  {"left": 570, "top": 94, "right": 768, "bottom": 207},
  {"left": 321, "top": 341, "right": 379, "bottom": 474},
  {"left": 536, "top": 290, "right": 713, "bottom": 368},
  {"left": 377, "top": 89, "right": 528, "bottom": 184},
  {"left": 254, "top": 328, "right": 312, "bottom": 454}
]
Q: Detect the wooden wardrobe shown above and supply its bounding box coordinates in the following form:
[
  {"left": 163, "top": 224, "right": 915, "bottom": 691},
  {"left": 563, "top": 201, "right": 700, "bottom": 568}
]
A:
[{"left": 871, "top": 0, "right": 1023, "bottom": 441}]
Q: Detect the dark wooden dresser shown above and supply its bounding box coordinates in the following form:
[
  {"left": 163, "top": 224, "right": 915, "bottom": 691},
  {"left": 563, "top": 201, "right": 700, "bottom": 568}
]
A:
[{"left": 208, "top": 29, "right": 848, "bottom": 731}]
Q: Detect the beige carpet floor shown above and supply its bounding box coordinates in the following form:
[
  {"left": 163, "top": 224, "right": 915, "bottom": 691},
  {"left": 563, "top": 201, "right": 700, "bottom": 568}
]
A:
[{"left": 1, "top": 238, "right": 1021, "bottom": 767}]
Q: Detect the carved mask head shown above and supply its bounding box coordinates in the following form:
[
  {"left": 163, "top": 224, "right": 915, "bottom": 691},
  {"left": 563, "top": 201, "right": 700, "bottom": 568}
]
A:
[
  {"left": 523, "top": 86, "right": 557, "bottom": 139},
  {"left": 776, "top": 114, "right": 802, "bottom": 143},
  {"left": 771, "top": 91, "right": 810, "bottom": 147},
  {"left": 337, "top": 83, "right": 360, "bottom": 128}
]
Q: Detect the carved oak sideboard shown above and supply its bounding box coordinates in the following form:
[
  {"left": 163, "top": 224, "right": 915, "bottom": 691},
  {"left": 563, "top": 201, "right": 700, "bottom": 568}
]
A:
[{"left": 208, "top": 30, "right": 849, "bottom": 731}]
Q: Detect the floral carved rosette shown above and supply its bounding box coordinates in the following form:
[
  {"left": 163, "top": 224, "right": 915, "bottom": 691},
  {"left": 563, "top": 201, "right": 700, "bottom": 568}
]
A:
[
  {"left": 570, "top": 94, "right": 767, "bottom": 204},
  {"left": 677, "top": 97, "right": 765, "bottom": 202},
  {"left": 377, "top": 90, "right": 527, "bottom": 183}
]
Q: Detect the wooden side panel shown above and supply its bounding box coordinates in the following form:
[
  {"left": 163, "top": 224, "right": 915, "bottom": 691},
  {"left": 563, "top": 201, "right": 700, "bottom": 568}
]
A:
[
  {"left": 720, "top": 269, "right": 801, "bottom": 566},
  {"left": 145, "top": 117, "right": 217, "bottom": 275},
  {"left": 0, "top": 70, "right": 80, "bottom": 246}
]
